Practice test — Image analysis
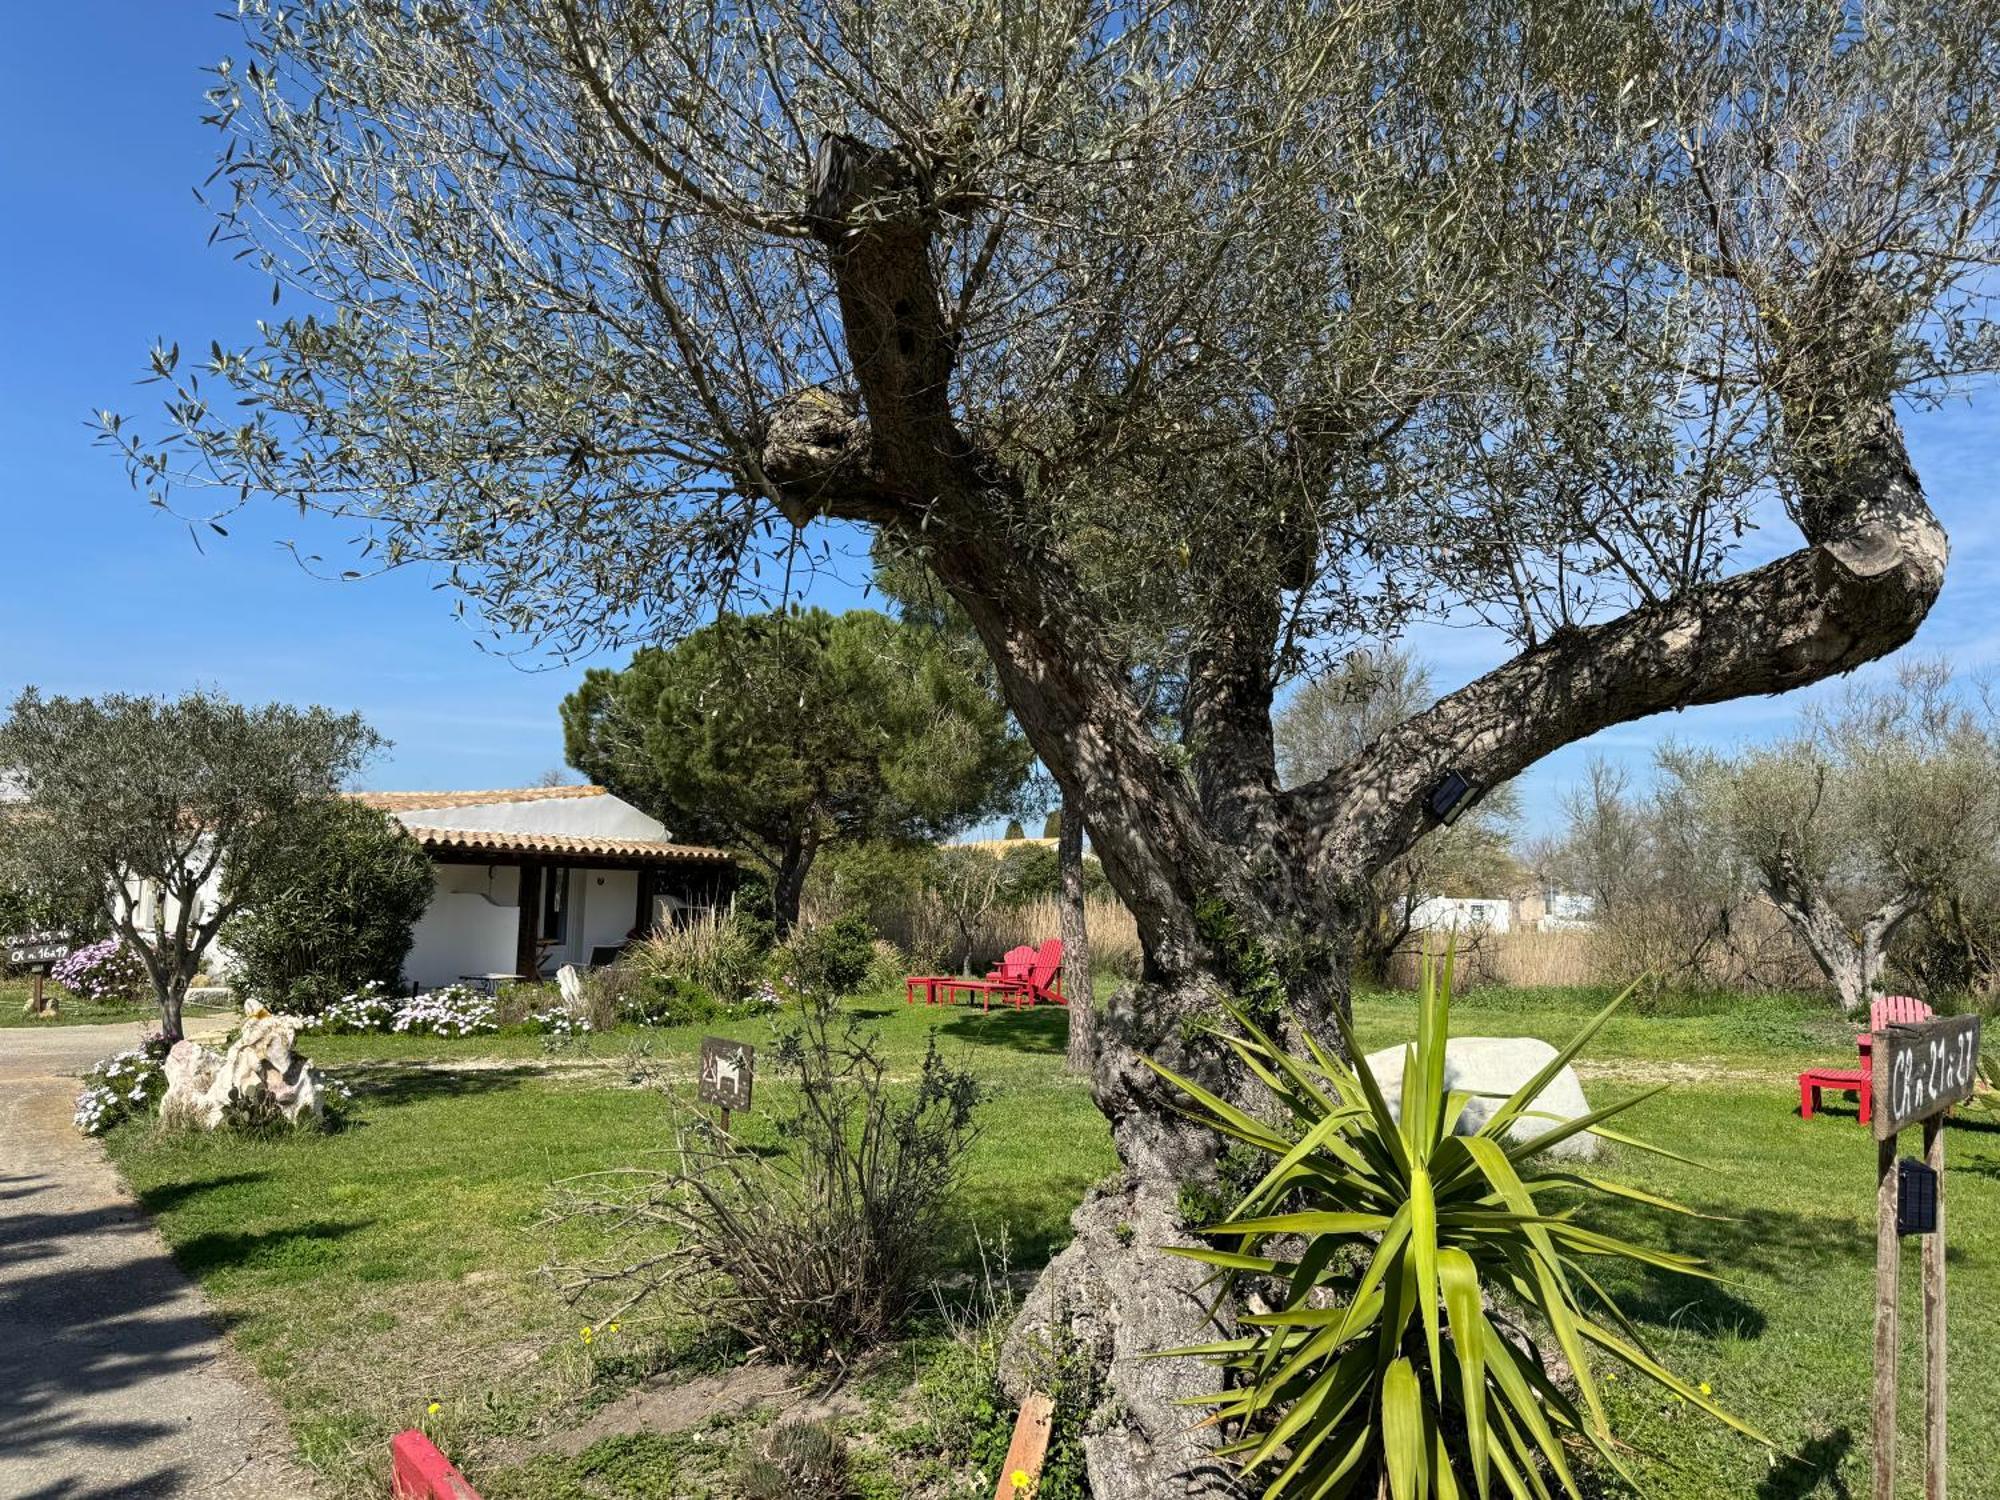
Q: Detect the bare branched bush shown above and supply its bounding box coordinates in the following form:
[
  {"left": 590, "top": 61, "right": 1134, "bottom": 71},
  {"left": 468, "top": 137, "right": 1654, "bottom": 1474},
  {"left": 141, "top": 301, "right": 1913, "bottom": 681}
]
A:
[{"left": 546, "top": 997, "right": 980, "bottom": 1365}]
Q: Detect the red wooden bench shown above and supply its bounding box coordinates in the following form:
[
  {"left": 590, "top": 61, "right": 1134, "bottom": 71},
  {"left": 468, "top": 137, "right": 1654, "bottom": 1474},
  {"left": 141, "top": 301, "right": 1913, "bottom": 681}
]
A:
[{"left": 1799, "top": 1066, "right": 1872, "bottom": 1124}]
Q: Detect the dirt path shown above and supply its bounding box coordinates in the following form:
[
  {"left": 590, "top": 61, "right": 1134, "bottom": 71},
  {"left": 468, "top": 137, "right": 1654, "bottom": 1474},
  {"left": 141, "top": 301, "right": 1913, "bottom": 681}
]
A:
[{"left": 0, "top": 1019, "right": 324, "bottom": 1499}]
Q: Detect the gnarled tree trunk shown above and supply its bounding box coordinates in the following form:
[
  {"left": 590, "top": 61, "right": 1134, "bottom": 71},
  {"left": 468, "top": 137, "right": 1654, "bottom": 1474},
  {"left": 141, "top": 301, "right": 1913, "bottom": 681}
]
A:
[{"left": 1058, "top": 801, "right": 1097, "bottom": 1074}]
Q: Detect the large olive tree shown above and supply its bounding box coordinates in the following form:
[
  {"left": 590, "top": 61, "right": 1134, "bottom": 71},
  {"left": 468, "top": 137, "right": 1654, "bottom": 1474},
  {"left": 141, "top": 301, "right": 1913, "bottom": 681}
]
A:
[{"left": 104, "top": 4, "right": 1998, "bottom": 1488}]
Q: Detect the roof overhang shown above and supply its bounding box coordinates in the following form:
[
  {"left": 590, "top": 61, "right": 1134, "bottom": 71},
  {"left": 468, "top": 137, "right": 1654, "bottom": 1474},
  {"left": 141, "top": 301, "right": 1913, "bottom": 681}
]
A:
[{"left": 407, "top": 825, "right": 733, "bottom": 867}]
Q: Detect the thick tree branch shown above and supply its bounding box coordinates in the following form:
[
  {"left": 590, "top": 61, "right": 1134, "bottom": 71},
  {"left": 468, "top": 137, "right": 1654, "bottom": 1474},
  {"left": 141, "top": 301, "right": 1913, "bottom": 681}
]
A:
[{"left": 1287, "top": 393, "right": 1946, "bottom": 879}]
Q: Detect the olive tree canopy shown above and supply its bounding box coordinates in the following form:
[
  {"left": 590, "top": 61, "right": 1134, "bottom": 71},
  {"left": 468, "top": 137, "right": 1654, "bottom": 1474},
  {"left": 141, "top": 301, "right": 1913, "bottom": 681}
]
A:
[
  {"left": 1660, "top": 663, "right": 2000, "bottom": 1012},
  {"left": 0, "top": 690, "right": 383, "bottom": 1040},
  {"left": 101, "top": 4, "right": 2000, "bottom": 1488}
]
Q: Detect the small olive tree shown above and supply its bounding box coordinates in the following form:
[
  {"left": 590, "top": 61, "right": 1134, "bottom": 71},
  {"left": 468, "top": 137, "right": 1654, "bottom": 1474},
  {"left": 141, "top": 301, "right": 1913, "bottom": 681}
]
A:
[
  {"left": 1660, "top": 664, "right": 2000, "bottom": 1012},
  {"left": 0, "top": 690, "right": 383, "bottom": 1040}
]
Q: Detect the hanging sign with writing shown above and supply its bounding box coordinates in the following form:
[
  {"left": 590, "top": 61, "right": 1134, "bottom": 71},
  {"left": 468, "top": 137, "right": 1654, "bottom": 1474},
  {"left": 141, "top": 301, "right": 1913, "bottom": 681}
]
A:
[
  {"left": 5, "top": 931, "right": 73, "bottom": 969},
  {"left": 1872, "top": 1015, "right": 1982, "bottom": 1140}
]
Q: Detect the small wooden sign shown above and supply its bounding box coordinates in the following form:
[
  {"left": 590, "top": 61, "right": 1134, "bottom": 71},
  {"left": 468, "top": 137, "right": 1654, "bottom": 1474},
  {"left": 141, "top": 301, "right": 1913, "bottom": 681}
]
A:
[
  {"left": 1873, "top": 1015, "right": 1981, "bottom": 1140},
  {"left": 5, "top": 930, "right": 72, "bottom": 969},
  {"left": 697, "top": 1036, "right": 755, "bottom": 1114}
]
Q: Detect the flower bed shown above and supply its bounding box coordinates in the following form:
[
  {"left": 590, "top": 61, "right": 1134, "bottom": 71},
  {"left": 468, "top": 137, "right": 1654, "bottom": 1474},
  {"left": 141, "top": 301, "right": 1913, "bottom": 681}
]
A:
[
  {"left": 294, "top": 981, "right": 497, "bottom": 1038},
  {"left": 51, "top": 938, "right": 148, "bottom": 1002},
  {"left": 300, "top": 981, "right": 403, "bottom": 1035},
  {"left": 73, "top": 1044, "right": 168, "bottom": 1134},
  {"left": 390, "top": 985, "right": 497, "bottom": 1038},
  {"left": 528, "top": 1007, "right": 592, "bottom": 1038}
]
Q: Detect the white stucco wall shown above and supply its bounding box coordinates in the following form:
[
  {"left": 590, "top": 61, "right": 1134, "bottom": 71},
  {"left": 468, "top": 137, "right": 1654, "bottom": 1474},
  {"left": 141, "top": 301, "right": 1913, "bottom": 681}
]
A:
[
  {"left": 568, "top": 868, "right": 640, "bottom": 963},
  {"left": 404, "top": 863, "right": 643, "bottom": 985},
  {"left": 405, "top": 884, "right": 521, "bottom": 989},
  {"left": 1409, "top": 896, "right": 1513, "bottom": 935}
]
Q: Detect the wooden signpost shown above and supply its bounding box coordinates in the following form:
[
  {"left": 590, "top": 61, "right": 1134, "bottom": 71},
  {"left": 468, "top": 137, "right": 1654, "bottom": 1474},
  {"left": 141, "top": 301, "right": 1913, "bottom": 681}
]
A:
[
  {"left": 5, "top": 930, "right": 73, "bottom": 1017},
  {"left": 1869, "top": 1013, "right": 1981, "bottom": 1500},
  {"left": 697, "top": 1036, "right": 755, "bottom": 1133}
]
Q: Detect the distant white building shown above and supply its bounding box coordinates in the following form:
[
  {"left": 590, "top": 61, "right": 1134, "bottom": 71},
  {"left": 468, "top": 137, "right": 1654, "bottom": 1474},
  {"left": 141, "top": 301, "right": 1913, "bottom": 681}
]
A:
[
  {"left": 1409, "top": 896, "right": 1513, "bottom": 935},
  {"left": 1533, "top": 890, "right": 1597, "bottom": 931}
]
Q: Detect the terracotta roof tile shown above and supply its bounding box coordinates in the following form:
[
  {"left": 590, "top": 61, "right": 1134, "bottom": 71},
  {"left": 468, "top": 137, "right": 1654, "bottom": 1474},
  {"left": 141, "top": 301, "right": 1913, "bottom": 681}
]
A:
[
  {"left": 404, "top": 825, "right": 733, "bottom": 863},
  {"left": 350, "top": 786, "right": 608, "bottom": 812}
]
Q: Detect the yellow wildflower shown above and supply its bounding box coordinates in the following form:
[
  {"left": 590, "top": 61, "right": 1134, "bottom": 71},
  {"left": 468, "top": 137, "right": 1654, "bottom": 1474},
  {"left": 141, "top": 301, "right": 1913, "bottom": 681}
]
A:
[
  {"left": 426, "top": 1401, "right": 440, "bottom": 1416},
  {"left": 580, "top": 1325, "right": 594, "bottom": 1345},
  {"left": 1699, "top": 1381, "right": 1712, "bottom": 1396},
  {"left": 1011, "top": 1471, "right": 1033, "bottom": 1493}
]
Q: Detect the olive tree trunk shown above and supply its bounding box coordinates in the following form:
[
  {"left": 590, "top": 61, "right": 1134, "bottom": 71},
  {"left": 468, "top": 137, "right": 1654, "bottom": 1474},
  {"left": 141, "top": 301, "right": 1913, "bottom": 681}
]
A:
[{"left": 1058, "top": 801, "right": 1097, "bottom": 1074}]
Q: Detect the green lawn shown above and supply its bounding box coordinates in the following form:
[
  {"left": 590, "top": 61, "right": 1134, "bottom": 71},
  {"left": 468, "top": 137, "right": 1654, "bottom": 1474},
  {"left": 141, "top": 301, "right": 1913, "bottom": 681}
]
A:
[
  {"left": 0, "top": 977, "right": 155, "bottom": 1027},
  {"left": 96, "top": 982, "right": 2000, "bottom": 1499}
]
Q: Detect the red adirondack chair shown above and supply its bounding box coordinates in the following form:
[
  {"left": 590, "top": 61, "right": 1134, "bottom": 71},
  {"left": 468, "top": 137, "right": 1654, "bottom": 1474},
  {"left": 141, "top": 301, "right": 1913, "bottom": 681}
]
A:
[
  {"left": 1799, "top": 995, "right": 1928, "bottom": 1127},
  {"left": 1856, "top": 994, "right": 1932, "bottom": 1060},
  {"left": 907, "top": 940, "right": 1067, "bottom": 1012}
]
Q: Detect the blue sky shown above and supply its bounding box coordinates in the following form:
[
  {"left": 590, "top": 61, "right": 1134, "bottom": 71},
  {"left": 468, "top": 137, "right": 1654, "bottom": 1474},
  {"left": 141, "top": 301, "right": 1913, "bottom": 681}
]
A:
[{"left": 1, "top": 8, "right": 1993, "bottom": 838}]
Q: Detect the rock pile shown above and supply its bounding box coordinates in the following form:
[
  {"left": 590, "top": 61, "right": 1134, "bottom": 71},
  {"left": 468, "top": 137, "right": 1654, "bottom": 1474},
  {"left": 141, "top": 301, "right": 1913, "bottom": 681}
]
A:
[{"left": 161, "top": 1002, "right": 326, "bottom": 1129}]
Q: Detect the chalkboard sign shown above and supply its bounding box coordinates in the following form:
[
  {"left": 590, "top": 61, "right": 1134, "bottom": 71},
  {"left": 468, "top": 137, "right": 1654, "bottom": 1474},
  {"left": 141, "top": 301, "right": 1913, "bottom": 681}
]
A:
[
  {"left": 5, "top": 931, "right": 72, "bottom": 969},
  {"left": 1872, "top": 1014, "right": 1982, "bottom": 1140},
  {"left": 697, "top": 1036, "right": 755, "bottom": 1114}
]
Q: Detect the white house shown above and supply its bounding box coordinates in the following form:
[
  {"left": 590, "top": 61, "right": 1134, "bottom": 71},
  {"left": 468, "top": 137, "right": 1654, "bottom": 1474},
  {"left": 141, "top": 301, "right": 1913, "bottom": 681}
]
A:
[{"left": 351, "top": 785, "right": 736, "bottom": 990}]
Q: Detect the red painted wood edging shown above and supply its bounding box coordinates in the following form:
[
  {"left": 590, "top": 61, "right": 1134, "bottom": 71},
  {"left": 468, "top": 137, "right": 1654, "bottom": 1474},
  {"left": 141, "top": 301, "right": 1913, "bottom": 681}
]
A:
[
  {"left": 391, "top": 1430, "right": 482, "bottom": 1500},
  {"left": 993, "top": 1391, "right": 1055, "bottom": 1498}
]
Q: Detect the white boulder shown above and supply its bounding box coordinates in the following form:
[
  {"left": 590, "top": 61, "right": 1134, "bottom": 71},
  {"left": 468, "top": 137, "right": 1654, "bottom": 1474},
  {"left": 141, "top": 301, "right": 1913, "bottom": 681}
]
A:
[
  {"left": 159, "top": 1002, "right": 325, "bottom": 1130},
  {"left": 556, "top": 963, "right": 584, "bottom": 1007},
  {"left": 1362, "top": 1036, "right": 1599, "bottom": 1161}
]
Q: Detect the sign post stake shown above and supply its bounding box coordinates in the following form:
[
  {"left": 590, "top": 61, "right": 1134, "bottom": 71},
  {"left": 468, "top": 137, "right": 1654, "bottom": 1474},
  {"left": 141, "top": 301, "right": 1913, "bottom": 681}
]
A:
[
  {"left": 1923, "top": 1112, "right": 1946, "bottom": 1500},
  {"left": 1872, "top": 1126, "right": 1898, "bottom": 1500}
]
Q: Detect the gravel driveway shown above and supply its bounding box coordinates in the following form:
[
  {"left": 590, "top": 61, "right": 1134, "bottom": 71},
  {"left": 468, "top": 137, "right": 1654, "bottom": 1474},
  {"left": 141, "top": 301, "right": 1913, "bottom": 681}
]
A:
[{"left": 0, "top": 1019, "right": 324, "bottom": 1498}]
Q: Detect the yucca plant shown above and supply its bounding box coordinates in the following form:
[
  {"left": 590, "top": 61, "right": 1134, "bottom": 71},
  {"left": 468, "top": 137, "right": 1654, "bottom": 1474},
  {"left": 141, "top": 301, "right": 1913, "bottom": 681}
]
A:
[{"left": 1149, "top": 952, "right": 1768, "bottom": 1499}]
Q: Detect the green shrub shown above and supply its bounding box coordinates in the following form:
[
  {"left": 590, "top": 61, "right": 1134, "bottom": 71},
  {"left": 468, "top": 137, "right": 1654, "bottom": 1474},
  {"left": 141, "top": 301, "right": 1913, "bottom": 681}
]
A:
[
  {"left": 994, "top": 841, "right": 1060, "bottom": 904},
  {"left": 222, "top": 799, "right": 433, "bottom": 1012},
  {"left": 1154, "top": 954, "right": 1767, "bottom": 1498},
  {"left": 619, "top": 974, "right": 726, "bottom": 1028},
  {"left": 628, "top": 909, "right": 770, "bottom": 1004},
  {"left": 778, "top": 913, "right": 877, "bottom": 997},
  {"left": 863, "top": 939, "right": 910, "bottom": 996}
]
